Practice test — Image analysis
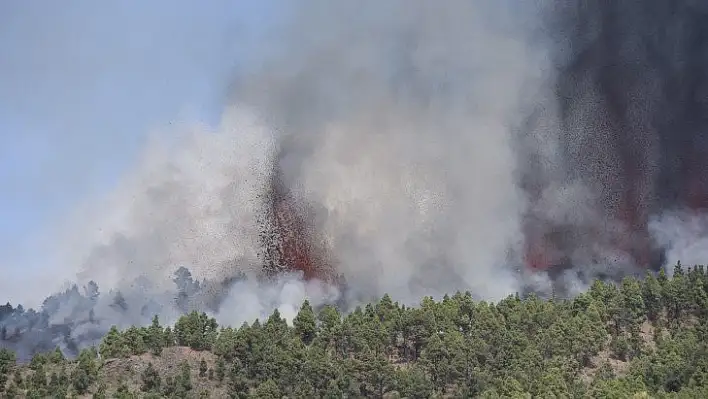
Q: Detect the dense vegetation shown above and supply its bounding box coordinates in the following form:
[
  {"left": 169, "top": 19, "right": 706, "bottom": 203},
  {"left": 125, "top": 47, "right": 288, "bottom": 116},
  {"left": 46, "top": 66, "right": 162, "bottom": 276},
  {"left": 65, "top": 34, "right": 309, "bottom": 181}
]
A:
[{"left": 2, "top": 263, "right": 708, "bottom": 398}]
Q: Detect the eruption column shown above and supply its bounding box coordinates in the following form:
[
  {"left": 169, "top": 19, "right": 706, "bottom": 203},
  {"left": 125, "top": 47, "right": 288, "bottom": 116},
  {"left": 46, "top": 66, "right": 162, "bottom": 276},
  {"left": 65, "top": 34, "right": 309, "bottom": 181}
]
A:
[{"left": 261, "top": 166, "right": 335, "bottom": 283}]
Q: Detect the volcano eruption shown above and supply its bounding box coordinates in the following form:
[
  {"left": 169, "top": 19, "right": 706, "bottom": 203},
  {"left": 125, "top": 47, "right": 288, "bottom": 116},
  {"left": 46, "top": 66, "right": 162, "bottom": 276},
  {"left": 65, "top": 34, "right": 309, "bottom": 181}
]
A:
[
  {"left": 519, "top": 0, "right": 708, "bottom": 280},
  {"left": 3, "top": 0, "right": 708, "bottom": 361},
  {"left": 259, "top": 161, "right": 336, "bottom": 283},
  {"left": 262, "top": 0, "right": 708, "bottom": 287}
]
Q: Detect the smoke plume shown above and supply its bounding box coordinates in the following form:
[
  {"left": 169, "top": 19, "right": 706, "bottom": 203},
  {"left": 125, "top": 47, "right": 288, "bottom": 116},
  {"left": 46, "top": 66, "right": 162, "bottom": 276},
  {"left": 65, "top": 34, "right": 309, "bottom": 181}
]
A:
[
  {"left": 521, "top": 0, "right": 708, "bottom": 286},
  {"left": 3, "top": 0, "right": 708, "bottom": 360}
]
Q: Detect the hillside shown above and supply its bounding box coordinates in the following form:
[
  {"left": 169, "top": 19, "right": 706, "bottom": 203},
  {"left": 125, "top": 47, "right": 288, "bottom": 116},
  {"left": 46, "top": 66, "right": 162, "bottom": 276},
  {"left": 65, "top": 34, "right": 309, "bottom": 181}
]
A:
[{"left": 2, "top": 263, "right": 708, "bottom": 398}]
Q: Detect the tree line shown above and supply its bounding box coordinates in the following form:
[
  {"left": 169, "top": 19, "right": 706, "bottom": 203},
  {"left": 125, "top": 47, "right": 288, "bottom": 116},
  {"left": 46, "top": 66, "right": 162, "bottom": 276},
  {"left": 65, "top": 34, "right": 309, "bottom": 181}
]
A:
[{"left": 2, "top": 263, "right": 708, "bottom": 397}]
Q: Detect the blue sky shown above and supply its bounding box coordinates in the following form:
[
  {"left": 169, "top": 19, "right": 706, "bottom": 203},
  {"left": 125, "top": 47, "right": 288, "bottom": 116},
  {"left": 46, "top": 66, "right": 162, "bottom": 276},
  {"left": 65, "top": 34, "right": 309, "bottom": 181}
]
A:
[{"left": 0, "top": 1, "right": 280, "bottom": 295}]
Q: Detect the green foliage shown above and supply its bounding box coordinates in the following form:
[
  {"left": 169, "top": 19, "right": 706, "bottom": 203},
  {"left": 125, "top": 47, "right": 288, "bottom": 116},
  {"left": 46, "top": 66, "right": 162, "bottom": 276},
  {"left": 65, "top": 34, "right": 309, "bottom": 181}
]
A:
[
  {"left": 70, "top": 365, "right": 91, "bottom": 394},
  {"left": 0, "top": 347, "right": 16, "bottom": 390},
  {"left": 68, "top": 347, "right": 98, "bottom": 395},
  {"left": 251, "top": 379, "right": 281, "bottom": 399},
  {"left": 293, "top": 299, "right": 317, "bottom": 345},
  {"left": 397, "top": 365, "right": 433, "bottom": 399},
  {"left": 99, "top": 326, "right": 128, "bottom": 358},
  {"left": 94, "top": 382, "right": 108, "bottom": 398},
  {"left": 4, "top": 382, "right": 18, "bottom": 398},
  {"left": 174, "top": 360, "right": 193, "bottom": 397},
  {"left": 162, "top": 375, "right": 176, "bottom": 397},
  {"left": 174, "top": 311, "right": 218, "bottom": 351},
  {"left": 29, "top": 362, "right": 46, "bottom": 390},
  {"left": 140, "top": 362, "right": 161, "bottom": 393},
  {"left": 199, "top": 358, "right": 208, "bottom": 378},
  {"left": 98, "top": 317, "right": 172, "bottom": 360},
  {"left": 49, "top": 347, "right": 65, "bottom": 364},
  {"left": 29, "top": 353, "right": 47, "bottom": 371},
  {"left": 227, "top": 365, "right": 249, "bottom": 398},
  {"left": 115, "top": 382, "right": 136, "bottom": 399},
  {"left": 3, "top": 263, "right": 708, "bottom": 397},
  {"left": 216, "top": 356, "right": 226, "bottom": 382},
  {"left": 147, "top": 315, "right": 166, "bottom": 355}
]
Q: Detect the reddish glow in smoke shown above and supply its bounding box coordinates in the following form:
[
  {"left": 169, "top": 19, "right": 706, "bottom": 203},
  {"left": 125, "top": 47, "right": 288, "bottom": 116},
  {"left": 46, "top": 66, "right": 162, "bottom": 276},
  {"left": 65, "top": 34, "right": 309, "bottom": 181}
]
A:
[
  {"left": 684, "top": 152, "right": 708, "bottom": 211},
  {"left": 264, "top": 171, "right": 336, "bottom": 283},
  {"left": 272, "top": 198, "right": 332, "bottom": 281},
  {"left": 523, "top": 156, "right": 708, "bottom": 273},
  {"left": 523, "top": 0, "right": 708, "bottom": 276}
]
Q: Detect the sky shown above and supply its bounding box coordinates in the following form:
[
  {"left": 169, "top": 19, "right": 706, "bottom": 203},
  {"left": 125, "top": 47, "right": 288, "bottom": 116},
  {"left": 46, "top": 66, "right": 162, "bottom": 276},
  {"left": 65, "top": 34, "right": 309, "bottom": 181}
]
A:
[{"left": 0, "top": 1, "right": 280, "bottom": 300}]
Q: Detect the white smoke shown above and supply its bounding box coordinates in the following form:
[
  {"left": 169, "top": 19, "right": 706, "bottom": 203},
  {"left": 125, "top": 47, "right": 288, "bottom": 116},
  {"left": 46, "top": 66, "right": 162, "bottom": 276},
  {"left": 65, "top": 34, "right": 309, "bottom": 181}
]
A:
[
  {"left": 217, "top": 273, "right": 340, "bottom": 327},
  {"left": 45, "top": 104, "right": 348, "bottom": 329},
  {"left": 650, "top": 211, "right": 708, "bottom": 274},
  {"left": 60, "top": 108, "right": 274, "bottom": 291},
  {"left": 67, "top": 1, "right": 551, "bottom": 309},
  {"left": 5, "top": 1, "right": 570, "bottom": 350},
  {"left": 231, "top": 0, "right": 552, "bottom": 304}
]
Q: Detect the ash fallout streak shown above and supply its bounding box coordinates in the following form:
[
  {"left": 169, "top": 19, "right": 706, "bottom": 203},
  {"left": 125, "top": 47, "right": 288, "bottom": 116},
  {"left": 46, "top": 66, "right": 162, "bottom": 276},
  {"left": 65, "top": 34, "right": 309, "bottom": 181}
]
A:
[{"left": 520, "top": 0, "right": 708, "bottom": 283}]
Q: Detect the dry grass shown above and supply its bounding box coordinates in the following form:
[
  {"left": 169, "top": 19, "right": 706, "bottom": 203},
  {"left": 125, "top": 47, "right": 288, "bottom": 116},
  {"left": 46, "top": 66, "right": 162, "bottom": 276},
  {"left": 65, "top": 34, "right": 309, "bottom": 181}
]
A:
[
  {"left": 89, "top": 346, "right": 228, "bottom": 398},
  {"left": 580, "top": 320, "right": 661, "bottom": 384}
]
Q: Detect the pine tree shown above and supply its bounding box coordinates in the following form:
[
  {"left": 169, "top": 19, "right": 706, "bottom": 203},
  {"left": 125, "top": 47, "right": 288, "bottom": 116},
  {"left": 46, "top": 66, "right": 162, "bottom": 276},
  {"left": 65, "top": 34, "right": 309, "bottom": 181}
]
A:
[
  {"left": 140, "top": 362, "right": 161, "bottom": 393},
  {"left": 199, "top": 359, "right": 208, "bottom": 378},
  {"left": 0, "top": 348, "right": 15, "bottom": 391},
  {"left": 294, "top": 299, "right": 317, "bottom": 345}
]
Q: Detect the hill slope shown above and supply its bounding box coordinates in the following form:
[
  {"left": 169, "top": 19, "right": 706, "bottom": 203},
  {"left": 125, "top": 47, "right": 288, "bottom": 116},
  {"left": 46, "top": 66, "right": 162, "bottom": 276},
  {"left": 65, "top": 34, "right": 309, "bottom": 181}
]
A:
[{"left": 2, "top": 263, "right": 708, "bottom": 398}]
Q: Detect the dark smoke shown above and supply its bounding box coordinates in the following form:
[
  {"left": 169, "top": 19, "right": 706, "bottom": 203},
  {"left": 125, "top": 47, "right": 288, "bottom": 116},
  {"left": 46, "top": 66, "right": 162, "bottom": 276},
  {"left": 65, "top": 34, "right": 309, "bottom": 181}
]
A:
[
  {"left": 4, "top": 0, "right": 708, "bottom": 360},
  {"left": 521, "top": 0, "right": 708, "bottom": 286}
]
